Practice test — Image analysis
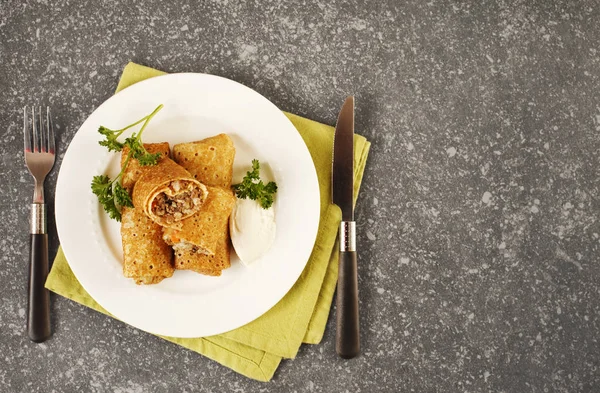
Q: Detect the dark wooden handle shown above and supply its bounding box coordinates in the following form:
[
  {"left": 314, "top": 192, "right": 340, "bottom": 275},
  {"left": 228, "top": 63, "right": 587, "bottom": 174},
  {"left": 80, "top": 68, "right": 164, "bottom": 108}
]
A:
[
  {"left": 336, "top": 250, "right": 360, "bottom": 359},
  {"left": 28, "top": 233, "right": 51, "bottom": 343}
]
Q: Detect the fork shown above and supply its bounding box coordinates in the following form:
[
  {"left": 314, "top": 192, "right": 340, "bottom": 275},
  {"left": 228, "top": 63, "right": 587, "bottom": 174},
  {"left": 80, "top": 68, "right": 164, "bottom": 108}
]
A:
[{"left": 23, "top": 106, "right": 55, "bottom": 343}]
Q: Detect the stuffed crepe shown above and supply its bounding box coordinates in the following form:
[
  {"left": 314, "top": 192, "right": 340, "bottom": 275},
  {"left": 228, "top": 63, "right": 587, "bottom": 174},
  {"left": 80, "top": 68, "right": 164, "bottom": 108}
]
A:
[
  {"left": 132, "top": 157, "right": 208, "bottom": 227},
  {"left": 120, "top": 143, "right": 174, "bottom": 285},
  {"left": 172, "top": 134, "right": 235, "bottom": 188}
]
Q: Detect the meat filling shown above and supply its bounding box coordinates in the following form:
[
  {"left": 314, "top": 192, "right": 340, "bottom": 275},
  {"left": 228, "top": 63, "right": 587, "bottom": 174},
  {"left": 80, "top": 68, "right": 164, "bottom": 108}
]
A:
[
  {"left": 152, "top": 183, "right": 204, "bottom": 224},
  {"left": 170, "top": 241, "right": 210, "bottom": 255}
]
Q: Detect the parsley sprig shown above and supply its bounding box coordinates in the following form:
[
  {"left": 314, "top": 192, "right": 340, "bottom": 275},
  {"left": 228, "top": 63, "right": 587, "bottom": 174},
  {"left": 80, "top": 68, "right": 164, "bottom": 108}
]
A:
[
  {"left": 97, "top": 104, "right": 164, "bottom": 165},
  {"left": 91, "top": 175, "right": 132, "bottom": 221},
  {"left": 91, "top": 104, "right": 164, "bottom": 221},
  {"left": 232, "top": 159, "right": 278, "bottom": 209}
]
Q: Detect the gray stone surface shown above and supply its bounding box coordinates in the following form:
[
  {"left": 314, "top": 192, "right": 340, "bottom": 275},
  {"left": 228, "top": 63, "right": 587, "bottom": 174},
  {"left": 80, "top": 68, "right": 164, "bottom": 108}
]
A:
[{"left": 1, "top": 0, "right": 600, "bottom": 392}]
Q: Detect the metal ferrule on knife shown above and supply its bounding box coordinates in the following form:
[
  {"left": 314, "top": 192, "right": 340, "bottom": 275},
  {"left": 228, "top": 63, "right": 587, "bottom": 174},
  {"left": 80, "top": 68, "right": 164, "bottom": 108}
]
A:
[
  {"left": 30, "top": 203, "right": 46, "bottom": 235},
  {"left": 339, "top": 221, "right": 356, "bottom": 252}
]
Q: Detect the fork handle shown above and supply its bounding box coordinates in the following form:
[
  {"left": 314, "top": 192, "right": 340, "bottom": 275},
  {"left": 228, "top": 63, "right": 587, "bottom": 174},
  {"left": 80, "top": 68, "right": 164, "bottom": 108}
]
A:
[{"left": 28, "top": 204, "right": 51, "bottom": 343}]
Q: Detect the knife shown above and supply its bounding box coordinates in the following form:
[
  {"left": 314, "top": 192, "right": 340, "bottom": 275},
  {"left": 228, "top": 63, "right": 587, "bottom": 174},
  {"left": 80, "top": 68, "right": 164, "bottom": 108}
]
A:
[{"left": 332, "top": 96, "right": 359, "bottom": 359}]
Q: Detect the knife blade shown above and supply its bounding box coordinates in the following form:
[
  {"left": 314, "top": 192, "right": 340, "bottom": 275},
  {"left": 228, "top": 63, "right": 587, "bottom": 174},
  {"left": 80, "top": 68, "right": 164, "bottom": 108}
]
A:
[{"left": 332, "top": 96, "right": 360, "bottom": 359}]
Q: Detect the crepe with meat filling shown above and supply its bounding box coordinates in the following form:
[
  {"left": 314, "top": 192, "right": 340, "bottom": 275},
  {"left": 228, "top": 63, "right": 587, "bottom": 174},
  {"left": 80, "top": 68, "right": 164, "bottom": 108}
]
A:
[
  {"left": 120, "top": 143, "right": 174, "bottom": 285},
  {"left": 170, "top": 134, "right": 236, "bottom": 275},
  {"left": 162, "top": 186, "right": 235, "bottom": 256},
  {"left": 173, "top": 224, "right": 231, "bottom": 276},
  {"left": 132, "top": 157, "right": 208, "bottom": 228}
]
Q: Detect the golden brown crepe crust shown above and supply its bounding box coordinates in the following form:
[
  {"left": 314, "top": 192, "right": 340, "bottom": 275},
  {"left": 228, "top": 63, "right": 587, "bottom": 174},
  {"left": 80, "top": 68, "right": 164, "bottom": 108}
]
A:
[
  {"left": 171, "top": 136, "right": 236, "bottom": 276},
  {"left": 132, "top": 157, "right": 208, "bottom": 228},
  {"left": 121, "top": 135, "right": 237, "bottom": 280},
  {"left": 172, "top": 134, "right": 235, "bottom": 188},
  {"left": 162, "top": 186, "right": 235, "bottom": 255},
  {"left": 121, "top": 206, "right": 174, "bottom": 285},
  {"left": 120, "top": 143, "right": 171, "bottom": 191},
  {"left": 121, "top": 143, "right": 173, "bottom": 285},
  {"left": 173, "top": 225, "right": 232, "bottom": 275}
]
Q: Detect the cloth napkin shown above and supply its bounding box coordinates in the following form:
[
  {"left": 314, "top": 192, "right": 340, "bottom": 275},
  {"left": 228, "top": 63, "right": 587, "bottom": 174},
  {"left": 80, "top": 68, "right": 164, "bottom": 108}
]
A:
[{"left": 46, "top": 62, "right": 370, "bottom": 381}]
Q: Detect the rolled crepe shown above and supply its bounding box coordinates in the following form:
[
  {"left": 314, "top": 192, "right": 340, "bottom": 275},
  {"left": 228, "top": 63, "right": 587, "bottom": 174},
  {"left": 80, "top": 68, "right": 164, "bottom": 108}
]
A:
[
  {"left": 172, "top": 134, "right": 235, "bottom": 188},
  {"left": 121, "top": 142, "right": 171, "bottom": 191},
  {"left": 120, "top": 143, "right": 174, "bottom": 285},
  {"left": 121, "top": 206, "right": 174, "bottom": 284},
  {"left": 171, "top": 134, "right": 236, "bottom": 275},
  {"left": 173, "top": 224, "right": 231, "bottom": 276},
  {"left": 162, "top": 186, "right": 235, "bottom": 255},
  {"left": 132, "top": 158, "right": 208, "bottom": 227}
]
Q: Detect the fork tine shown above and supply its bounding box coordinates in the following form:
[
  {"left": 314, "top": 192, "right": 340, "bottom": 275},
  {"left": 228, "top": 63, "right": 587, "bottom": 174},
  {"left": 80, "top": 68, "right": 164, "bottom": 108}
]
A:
[
  {"left": 47, "top": 107, "right": 55, "bottom": 154},
  {"left": 23, "top": 107, "right": 31, "bottom": 153},
  {"left": 32, "top": 106, "right": 39, "bottom": 153},
  {"left": 38, "top": 106, "right": 45, "bottom": 153}
]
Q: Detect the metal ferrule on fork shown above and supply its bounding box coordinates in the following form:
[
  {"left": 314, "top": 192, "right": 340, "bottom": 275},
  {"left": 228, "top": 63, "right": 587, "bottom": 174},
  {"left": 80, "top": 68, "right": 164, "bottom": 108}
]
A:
[
  {"left": 339, "top": 221, "right": 356, "bottom": 252},
  {"left": 30, "top": 204, "right": 46, "bottom": 235}
]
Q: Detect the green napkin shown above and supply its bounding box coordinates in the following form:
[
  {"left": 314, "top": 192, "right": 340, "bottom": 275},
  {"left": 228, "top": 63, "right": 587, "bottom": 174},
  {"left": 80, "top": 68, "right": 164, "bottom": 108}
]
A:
[{"left": 46, "top": 62, "right": 370, "bottom": 381}]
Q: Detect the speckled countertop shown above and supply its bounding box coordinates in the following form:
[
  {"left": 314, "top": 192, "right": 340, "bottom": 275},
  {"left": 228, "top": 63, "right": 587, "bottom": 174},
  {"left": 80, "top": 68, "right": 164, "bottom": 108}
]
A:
[{"left": 1, "top": 1, "right": 600, "bottom": 392}]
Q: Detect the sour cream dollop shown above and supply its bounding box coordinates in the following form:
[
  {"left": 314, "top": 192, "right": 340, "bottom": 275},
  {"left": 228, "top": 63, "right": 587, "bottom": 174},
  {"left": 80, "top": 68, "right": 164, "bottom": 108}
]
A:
[{"left": 229, "top": 198, "right": 276, "bottom": 265}]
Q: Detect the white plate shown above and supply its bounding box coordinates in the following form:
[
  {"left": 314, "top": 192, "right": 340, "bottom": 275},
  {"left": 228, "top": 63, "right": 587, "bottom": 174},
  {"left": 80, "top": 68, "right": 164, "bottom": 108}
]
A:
[{"left": 55, "top": 73, "right": 320, "bottom": 338}]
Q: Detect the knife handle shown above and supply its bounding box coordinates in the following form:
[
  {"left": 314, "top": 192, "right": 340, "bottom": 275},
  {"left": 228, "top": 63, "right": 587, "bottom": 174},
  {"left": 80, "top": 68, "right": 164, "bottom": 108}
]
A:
[
  {"left": 28, "top": 210, "right": 51, "bottom": 343},
  {"left": 336, "top": 221, "right": 359, "bottom": 359},
  {"left": 336, "top": 251, "right": 359, "bottom": 358}
]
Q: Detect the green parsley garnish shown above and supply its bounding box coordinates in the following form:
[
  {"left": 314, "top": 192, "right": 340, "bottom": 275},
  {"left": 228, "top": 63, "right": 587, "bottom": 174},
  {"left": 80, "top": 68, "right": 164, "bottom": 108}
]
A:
[
  {"left": 232, "top": 159, "right": 278, "bottom": 209},
  {"left": 97, "top": 104, "right": 163, "bottom": 165},
  {"left": 91, "top": 104, "right": 163, "bottom": 221},
  {"left": 91, "top": 175, "right": 133, "bottom": 221}
]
